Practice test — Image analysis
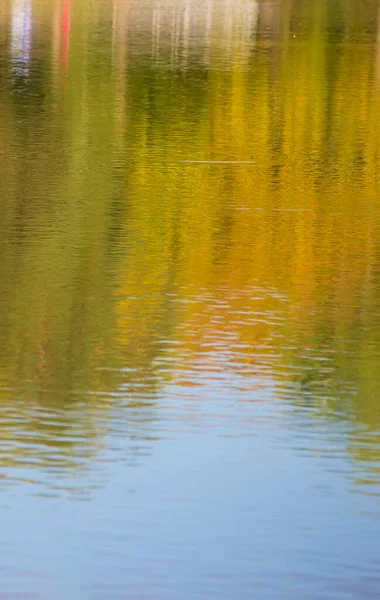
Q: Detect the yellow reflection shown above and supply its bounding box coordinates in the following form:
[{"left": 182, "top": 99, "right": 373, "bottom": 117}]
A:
[{"left": 0, "top": 0, "right": 379, "bottom": 491}]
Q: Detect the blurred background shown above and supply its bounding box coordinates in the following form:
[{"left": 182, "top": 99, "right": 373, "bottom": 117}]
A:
[{"left": 0, "top": 0, "right": 380, "bottom": 597}]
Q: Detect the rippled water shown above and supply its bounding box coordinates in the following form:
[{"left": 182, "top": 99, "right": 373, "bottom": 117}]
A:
[{"left": 1, "top": 0, "right": 380, "bottom": 597}]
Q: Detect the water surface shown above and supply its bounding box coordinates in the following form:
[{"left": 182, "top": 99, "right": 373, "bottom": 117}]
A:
[{"left": 1, "top": 0, "right": 380, "bottom": 597}]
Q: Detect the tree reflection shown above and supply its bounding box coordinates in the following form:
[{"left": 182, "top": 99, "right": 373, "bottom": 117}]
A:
[{"left": 0, "top": 0, "right": 380, "bottom": 492}]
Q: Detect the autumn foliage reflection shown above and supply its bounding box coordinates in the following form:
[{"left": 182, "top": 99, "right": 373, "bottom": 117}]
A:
[{"left": 0, "top": 0, "right": 380, "bottom": 488}]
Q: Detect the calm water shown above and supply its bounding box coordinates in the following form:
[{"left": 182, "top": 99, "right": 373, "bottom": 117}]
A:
[{"left": 1, "top": 0, "right": 380, "bottom": 597}]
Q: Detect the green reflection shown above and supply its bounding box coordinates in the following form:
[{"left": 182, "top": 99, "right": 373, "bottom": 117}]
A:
[{"left": 0, "top": 0, "right": 380, "bottom": 490}]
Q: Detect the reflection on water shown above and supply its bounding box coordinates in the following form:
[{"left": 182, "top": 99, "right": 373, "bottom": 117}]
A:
[
  {"left": 1, "top": 0, "right": 380, "bottom": 597},
  {"left": 10, "top": 0, "right": 32, "bottom": 79}
]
